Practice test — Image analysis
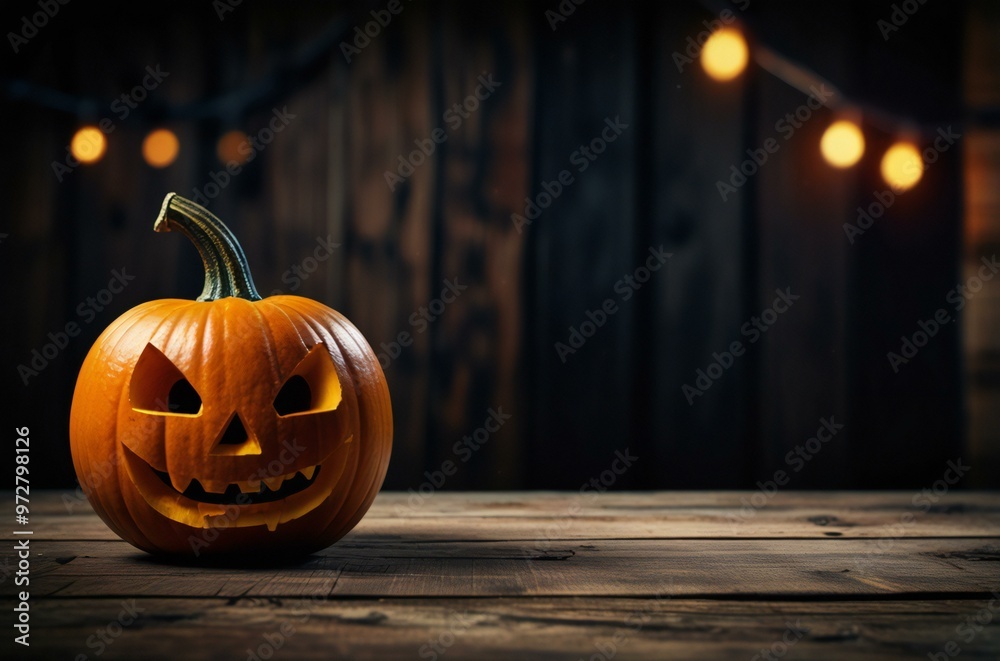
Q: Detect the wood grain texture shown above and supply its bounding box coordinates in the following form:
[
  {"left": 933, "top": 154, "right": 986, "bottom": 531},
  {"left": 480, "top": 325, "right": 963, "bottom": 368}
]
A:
[
  {"left": 3, "top": 490, "right": 999, "bottom": 659},
  {"left": 22, "top": 598, "right": 1000, "bottom": 661},
  {"left": 29, "top": 490, "right": 1000, "bottom": 541},
  {"left": 646, "top": 2, "right": 750, "bottom": 490}
]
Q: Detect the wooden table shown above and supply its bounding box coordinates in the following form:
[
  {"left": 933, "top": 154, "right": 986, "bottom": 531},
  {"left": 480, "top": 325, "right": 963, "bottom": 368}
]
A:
[{"left": 6, "top": 491, "right": 1000, "bottom": 660}]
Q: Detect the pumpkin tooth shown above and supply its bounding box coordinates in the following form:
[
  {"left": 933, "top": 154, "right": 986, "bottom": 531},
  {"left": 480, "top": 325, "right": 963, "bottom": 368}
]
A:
[
  {"left": 200, "top": 479, "right": 228, "bottom": 494},
  {"left": 265, "top": 511, "right": 281, "bottom": 532},
  {"left": 239, "top": 480, "right": 260, "bottom": 494},
  {"left": 300, "top": 465, "right": 316, "bottom": 480},
  {"left": 263, "top": 475, "right": 284, "bottom": 491},
  {"left": 174, "top": 476, "right": 195, "bottom": 493}
]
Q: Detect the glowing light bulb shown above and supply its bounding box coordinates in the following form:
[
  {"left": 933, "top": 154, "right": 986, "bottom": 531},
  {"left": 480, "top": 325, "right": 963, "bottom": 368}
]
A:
[
  {"left": 881, "top": 142, "right": 923, "bottom": 190},
  {"left": 217, "top": 130, "right": 250, "bottom": 165},
  {"left": 70, "top": 126, "right": 107, "bottom": 164},
  {"left": 142, "top": 129, "right": 180, "bottom": 168},
  {"left": 702, "top": 28, "right": 749, "bottom": 82},
  {"left": 820, "top": 120, "right": 865, "bottom": 168}
]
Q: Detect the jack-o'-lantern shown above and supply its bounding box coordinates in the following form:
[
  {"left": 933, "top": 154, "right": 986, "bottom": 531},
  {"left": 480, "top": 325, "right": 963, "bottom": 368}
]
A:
[{"left": 69, "top": 193, "right": 392, "bottom": 557}]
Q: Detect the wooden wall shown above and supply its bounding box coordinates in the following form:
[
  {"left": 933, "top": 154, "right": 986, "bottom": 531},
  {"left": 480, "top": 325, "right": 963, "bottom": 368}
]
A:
[
  {"left": 964, "top": 0, "right": 1000, "bottom": 486},
  {"left": 0, "top": 0, "right": 980, "bottom": 490}
]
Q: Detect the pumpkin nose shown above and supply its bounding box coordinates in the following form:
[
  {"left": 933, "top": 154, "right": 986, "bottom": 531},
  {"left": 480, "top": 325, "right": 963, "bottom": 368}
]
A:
[{"left": 211, "top": 412, "right": 262, "bottom": 456}]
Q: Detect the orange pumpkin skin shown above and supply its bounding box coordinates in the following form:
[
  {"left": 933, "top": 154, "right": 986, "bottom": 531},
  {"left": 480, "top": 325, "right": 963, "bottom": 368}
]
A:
[{"left": 69, "top": 195, "right": 391, "bottom": 557}]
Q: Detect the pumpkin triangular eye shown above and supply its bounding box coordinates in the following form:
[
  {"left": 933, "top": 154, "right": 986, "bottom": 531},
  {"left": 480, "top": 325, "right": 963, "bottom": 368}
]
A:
[
  {"left": 273, "top": 344, "right": 341, "bottom": 417},
  {"left": 273, "top": 375, "right": 312, "bottom": 416},
  {"left": 131, "top": 343, "right": 203, "bottom": 416}
]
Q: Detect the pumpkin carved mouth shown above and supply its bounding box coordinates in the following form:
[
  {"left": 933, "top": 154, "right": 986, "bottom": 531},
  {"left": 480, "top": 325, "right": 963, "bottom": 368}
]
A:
[
  {"left": 151, "top": 464, "right": 322, "bottom": 505},
  {"left": 121, "top": 442, "right": 349, "bottom": 531}
]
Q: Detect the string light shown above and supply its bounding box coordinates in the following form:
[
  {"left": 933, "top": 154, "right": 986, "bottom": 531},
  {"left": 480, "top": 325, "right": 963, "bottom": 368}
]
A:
[
  {"left": 881, "top": 142, "right": 923, "bottom": 190},
  {"left": 142, "top": 129, "right": 180, "bottom": 168},
  {"left": 701, "top": 28, "right": 749, "bottom": 81},
  {"left": 4, "top": 15, "right": 968, "bottom": 195},
  {"left": 217, "top": 130, "right": 250, "bottom": 165},
  {"left": 70, "top": 126, "right": 107, "bottom": 164},
  {"left": 820, "top": 120, "right": 865, "bottom": 168}
]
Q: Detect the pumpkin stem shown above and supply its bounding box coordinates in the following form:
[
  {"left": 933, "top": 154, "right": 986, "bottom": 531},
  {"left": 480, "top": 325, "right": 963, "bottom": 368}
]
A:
[{"left": 154, "top": 193, "right": 262, "bottom": 302}]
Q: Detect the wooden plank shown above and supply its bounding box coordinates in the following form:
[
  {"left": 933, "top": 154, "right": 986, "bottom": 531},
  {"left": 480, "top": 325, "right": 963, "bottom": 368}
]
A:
[
  {"left": 646, "top": 1, "right": 750, "bottom": 488},
  {"left": 10, "top": 537, "right": 1000, "bottom": 599},
  {"left": 25, "top": 489, "right": 1000, "bottom": 513},
  {"left": 426, "top": 3, "right": 532, "bottom": 490},
  {"left": 963, "top": 1, "right": 1000, "bottom": 487},
  {"left": 21, "top": 598, "right": 1000, "bottom": 661},
  {"left": 525, "top": 1, "right": 641, "bottom": 489},
  {"left": 18, "top": 490, "right": 1000, "bottom": 541},
  {"left": 24, "top": 505, "right": 1000, "bottom": 542},
  {"left": 848, "top": 4, "right": 964, "bottom": 488},
  {"left": 355, "top": 5, "right": 440, "bottom": 492},
  {"left": 750, "top": 2, "right": 854, "bottom": 487}
]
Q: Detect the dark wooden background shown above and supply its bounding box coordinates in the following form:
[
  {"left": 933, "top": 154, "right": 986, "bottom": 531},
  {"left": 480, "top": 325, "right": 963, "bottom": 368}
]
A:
[{"left": 2, "top": 0, "right": 992, "bottom": 491}]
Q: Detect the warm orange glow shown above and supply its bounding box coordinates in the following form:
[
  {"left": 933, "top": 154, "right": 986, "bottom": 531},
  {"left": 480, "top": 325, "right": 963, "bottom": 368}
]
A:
[
  {"left": 217, "top": 130, "right": 250, "bottom": 165},
  {"left": 881, "top": 142, "right": 923, "bottom": 190},
  {"left": 70, "top": 127, "right": 107, "bottom": 164},
  {"left": 142, "top": 129, "right": 180, "bottom": 168},
  {"left": 820, "top": 120, "right": 865, "bottom": 168},
  {"left": 702, "top": 29, "right": 749, "bottom": 81}
]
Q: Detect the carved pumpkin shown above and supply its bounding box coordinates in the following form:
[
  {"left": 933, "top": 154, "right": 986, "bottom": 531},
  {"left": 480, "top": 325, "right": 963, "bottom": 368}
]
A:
[{"left": 70, "top": 193, "right": 392, "bottom": 557}]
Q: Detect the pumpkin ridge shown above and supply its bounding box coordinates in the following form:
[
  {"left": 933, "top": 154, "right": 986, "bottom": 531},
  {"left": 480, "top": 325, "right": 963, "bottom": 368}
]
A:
[
  {"left": 158, "top": 301, "right": 214, "bottom": 493},
  {"left": 116, "top": 300, "right": 204, "bottom": 551},
  {"left": 245, "top": 298, "right": 289, "bottom": 394},
  {"left": 276, "top": 297, "right": 390, "bottom": 541},
  {"left": 102, "top": 301, "right": 194, "bottom": 551},
  {"left": 321, "top": 309, "right": 393, "bottom": 541},
  {"left": 73, "top": 299, "right": 182, "bottom": 544},
  {"left": 266, "top": 298, "right": 363, "bottom": 542}
]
